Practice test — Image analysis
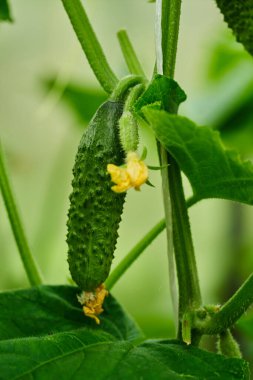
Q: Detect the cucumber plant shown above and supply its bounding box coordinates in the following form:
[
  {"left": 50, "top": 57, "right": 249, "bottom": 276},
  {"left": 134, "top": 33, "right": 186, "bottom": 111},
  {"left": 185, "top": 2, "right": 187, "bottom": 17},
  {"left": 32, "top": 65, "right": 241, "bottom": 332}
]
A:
[{"left": 0, "top": 0, "right": 253, "bottom": 378}]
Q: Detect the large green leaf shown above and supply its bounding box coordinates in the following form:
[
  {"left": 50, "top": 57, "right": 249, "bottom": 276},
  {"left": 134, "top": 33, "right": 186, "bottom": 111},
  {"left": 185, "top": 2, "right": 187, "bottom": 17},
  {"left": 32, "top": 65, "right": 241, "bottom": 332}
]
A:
[
  {"left": 143, "top": 107, "right": 253, "bottom": 205},
  {"left": 0, "top": 285, "right": 141, "bottom": 342},
  {"left": 0, "top": 337, "right": 249, "bottom": 379},
  {"left": 0, "top": 285, "right": 249, "bottom": 379},
  {"left": 0, "top": 0, "right": 12, "bottom": 22},
  {"left": 215, "top": 0, "right": 253, "bottom": 56}
]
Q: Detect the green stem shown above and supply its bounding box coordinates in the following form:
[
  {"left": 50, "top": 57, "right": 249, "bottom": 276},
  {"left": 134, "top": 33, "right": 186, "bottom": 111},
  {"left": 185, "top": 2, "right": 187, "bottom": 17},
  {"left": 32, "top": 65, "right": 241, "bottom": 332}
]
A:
[
  {"left": 117, "top": 30, "right": 146, "bottom": 78},
  {"left": 217, "top": 329, "right": 242, "bottom": 358},
  {"left": 0, "top": 144, "right": 42, "bottom": 286},
  {"left": 194, "top": 273, "right": 253, "bottom": 335},
  {"left": 159, "top": 144, "right": 177, "bottom": 316},
  {"left": 168, "top": 158, "right": 201, "bottom": 320},
  {"left": 161, "top": 0, "right": 181, "bottom": 77},
  {"left": 157, "top": 0, "right": 201, "bottom": 336},
  {"left": 106, "top": 219, "right": 165, "bottom": 290},
  {"left": 106, "top": 196, "right": 196, "bottom": 290},
  {"left": 61, "top": 0, "right": 118, "bottom": 93},
  {"left": 124, "top": 83, "right": 145, "bottom": 111},
  {"left": 110, "top": 75, "right": 144, "bottom": 101}
]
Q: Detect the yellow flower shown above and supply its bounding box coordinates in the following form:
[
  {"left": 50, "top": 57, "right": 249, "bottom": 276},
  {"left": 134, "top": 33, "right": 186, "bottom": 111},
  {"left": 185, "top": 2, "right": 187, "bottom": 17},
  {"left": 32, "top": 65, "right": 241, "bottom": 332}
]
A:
[
  {"left": 77, "top": 284, "right": 108, "bottom": 324},
  {"left": 107, "top": 152, "right": 148, "bottom": 193},
  {"left": 106, "top": 164, "right": 131, "bottom": 193}
]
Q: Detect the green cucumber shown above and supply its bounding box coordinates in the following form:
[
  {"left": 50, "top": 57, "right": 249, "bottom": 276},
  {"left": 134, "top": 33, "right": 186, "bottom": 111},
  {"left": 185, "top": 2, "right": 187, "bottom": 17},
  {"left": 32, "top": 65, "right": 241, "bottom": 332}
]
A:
[{"left": 67, "top": 100, "right": 125, "bottom": 291}]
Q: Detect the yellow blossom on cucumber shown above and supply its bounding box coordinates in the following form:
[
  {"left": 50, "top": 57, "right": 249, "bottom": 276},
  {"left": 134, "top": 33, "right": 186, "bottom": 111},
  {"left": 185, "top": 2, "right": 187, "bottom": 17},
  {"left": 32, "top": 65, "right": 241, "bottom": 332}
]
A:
[
  {"left": 77, "top": 284, "right": 108, "bottom": 324},
  {"left": 106, "top": 163, "right": 132, "bottom": 193},
  {"left": 107, "top": 151, "right": 148, "bottom": 193}
]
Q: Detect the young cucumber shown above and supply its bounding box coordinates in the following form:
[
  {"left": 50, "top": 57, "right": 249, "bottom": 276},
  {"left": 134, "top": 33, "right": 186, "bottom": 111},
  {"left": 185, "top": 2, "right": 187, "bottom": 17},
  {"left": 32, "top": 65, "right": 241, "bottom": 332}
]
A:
[{"left": 67, "top": 100, "right": 125, "bottom": 291}]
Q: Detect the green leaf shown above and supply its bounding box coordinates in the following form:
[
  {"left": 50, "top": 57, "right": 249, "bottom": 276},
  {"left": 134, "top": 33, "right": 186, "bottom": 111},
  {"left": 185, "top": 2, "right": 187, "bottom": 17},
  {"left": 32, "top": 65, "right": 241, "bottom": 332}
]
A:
[
  {"left": 43, "top": 77, "right": 107, "bottom": 124},
  {"left": 134, "top": 74, "right": 186, "bottom": 115},
  {"left": 0, "top": 285, "right": 249, "bottom": 379},
  {"left": 215, "top": 0, "right": 253, "bottom": 56},
  {"left": 0, "top": 285, "right": 141, "bottom": 342},
  {"left": 143, "top": 107, "right": 253, "bottom": 206},
  {"left": 0, "top": 0, "right": 12, "bottom": 22},
  {"left": 0, "top": 339, "right": 249, "bottom": 380}
]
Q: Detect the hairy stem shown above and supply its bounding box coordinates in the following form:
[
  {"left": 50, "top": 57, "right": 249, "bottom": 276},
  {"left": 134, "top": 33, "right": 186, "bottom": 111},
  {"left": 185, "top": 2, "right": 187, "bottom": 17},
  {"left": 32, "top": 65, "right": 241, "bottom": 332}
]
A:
[
  {"left": 61, "top": 0, "right": 118, "bottom": 93},
  {"left": 161, "top": 0, "right": 181, "bottom": 78},
  {"left": 194, "top": 273, "right": 253, "bottom": 335},
  {"left": 0, "top": 144, "right": 42, "bottom": 286},
  {"left": 157, "top": 0, "right": 201, "bottom": 337},
  {"left": 168, "top": 157, "right": 201, "bottom": 320},
  {"left": 124, "top": 83, "right": 145, "bottom": 111},
  {"left": 117, "top": 30, "right": 146, "bottom": 78},
  {"left": 110, "top": 75, "right": 144, "bottom": 101}
]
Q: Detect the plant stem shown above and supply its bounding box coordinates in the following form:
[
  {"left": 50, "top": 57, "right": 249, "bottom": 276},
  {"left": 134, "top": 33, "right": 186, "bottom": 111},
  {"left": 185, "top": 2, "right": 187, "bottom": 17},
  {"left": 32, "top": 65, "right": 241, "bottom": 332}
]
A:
[
  {"left": 168, "top": 157, "right": 201, "bottom": 319},
  {"left": 105, "top": 219, "right": 165, "bottom": 290},
  {"left": 0, "top": 144, "right": 42, "bottom": 286},
  {"left": 217, "top": 329, "right": 242, "bottom": 358},
  {"left": 61, "top": 0, "right": 118, "bottom": 93},
  {"left": 156, "top": 0, "right": 201, "bottom": 336},
  {"left": 159, "top": 144, "right": 177, "bottom": 318},
  {"left": 110, "top": 75, "right": 144, "bottom": 101},
  {"left": 117, "top": 30, "right": 146, "bottom": 78},
  {"left": 194, "top": 273, "right": 253, "bottom": 335},
  {"left": 124, "top": 83, "right": 145, "bottom": 111},
  {"left": 161, "top": 0, "right": 181, "bottom": 78}
]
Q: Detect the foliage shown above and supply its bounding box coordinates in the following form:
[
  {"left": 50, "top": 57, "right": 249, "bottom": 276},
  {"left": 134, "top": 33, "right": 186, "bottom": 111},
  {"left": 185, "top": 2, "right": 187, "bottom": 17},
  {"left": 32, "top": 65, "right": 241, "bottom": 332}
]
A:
[
  {"left": 143, "top": 105, "right": 253, "bottom": 206},
  {"left": 0, "top": 0, "right": 253, "bottom": 378},
  {"left": 0, "top": 285, "right": 249, "bottom": 379}
]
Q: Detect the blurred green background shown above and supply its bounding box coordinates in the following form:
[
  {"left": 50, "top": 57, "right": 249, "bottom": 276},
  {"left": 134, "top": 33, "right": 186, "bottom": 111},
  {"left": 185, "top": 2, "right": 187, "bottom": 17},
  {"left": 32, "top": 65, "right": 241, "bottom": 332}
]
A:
[{"left": 0, "top": 0, "right": 253, "bottom": 364}]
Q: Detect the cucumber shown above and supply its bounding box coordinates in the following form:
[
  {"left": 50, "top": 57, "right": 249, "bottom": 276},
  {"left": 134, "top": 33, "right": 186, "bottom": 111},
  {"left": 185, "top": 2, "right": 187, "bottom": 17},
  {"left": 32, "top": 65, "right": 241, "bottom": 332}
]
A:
[{"left": 67, "top": 100, "right": 125, "bottom": 291}]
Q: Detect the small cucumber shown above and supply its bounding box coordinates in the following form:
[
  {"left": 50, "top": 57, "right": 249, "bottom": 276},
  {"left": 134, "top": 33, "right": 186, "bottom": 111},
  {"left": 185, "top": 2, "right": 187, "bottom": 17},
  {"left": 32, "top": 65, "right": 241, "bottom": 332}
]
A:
[{"left": 67, "top": 100, "right": 125, "bottom": 291}]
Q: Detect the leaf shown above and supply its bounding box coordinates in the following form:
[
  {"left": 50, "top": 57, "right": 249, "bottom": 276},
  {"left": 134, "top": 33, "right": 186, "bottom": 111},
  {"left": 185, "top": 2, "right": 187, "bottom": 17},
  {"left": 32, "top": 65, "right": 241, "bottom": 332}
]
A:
[
  {"left": 0, "top": 339, "right": 249, "bottom": 380},
  {"left": 43, "top": 77, "right": 107, "bottom": 124},
  {"left": 0, "top": 285, "right": 249, "bottom": 379},
  {"left": 0, "top": 0, "right": 12, "bottom": 22},
  {"left": 215, "top": 0, "right": 253, "bottom": 56},
  {"left": 134, "top": 74, "right": 186, "bottom": 115},
  {"left": 143, "top": 107, "right": 253, "bottom": 206},
  {"left": 0, "top": 285, "right": 141, "bottom": 342}
]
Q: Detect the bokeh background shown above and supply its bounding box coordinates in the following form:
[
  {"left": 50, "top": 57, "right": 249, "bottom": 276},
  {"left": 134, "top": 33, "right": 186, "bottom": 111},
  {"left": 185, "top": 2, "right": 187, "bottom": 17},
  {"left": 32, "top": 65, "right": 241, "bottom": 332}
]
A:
[{"left": 0, "top": 0, "right": 253, "bottom": 365}]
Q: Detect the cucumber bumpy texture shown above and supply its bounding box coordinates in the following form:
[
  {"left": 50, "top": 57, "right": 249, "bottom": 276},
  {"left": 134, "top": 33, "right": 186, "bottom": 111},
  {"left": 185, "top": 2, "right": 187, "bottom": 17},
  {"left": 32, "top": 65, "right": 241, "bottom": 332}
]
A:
[{"left": 67, "top": 100, "right": 126, "bottom": 291}]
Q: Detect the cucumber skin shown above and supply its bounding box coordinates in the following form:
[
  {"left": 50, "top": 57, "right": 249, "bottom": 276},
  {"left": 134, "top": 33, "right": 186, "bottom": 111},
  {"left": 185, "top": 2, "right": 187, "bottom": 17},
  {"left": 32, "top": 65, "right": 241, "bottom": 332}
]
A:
[{"left": 67, "top": 100, "right": 126, "bottom": 291}]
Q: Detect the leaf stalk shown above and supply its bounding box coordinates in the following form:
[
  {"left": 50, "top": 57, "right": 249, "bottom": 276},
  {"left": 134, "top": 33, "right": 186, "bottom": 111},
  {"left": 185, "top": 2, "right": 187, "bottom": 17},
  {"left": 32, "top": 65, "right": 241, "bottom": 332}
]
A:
[
  {"left": 0, "top": 143, "right": 43, "bottom": 286},
  {"left": 193, "top": 273, "right": 253, "bottom": 335},
  {"left": 61, "top": 0, "right": 118, "bottom": 93},
  {"left": 117, "top": 30, "right": 146, "bottom": 78}
]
